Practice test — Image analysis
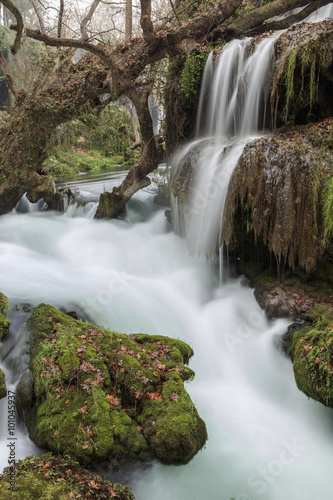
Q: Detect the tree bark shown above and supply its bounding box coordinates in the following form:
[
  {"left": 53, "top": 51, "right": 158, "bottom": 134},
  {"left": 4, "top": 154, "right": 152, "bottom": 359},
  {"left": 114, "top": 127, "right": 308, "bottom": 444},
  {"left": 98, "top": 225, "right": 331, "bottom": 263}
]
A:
[
  {"left": 81, "top": 0, "right": 101, "bottom": 41},
  {"left": 251, "top": 0, "right": 333, "bottom": 34},
  {"left": 0, "top": 50, "right": 18, "bottom": 97},
  {"left": 125, "top": 0, "right": 132, "bottom": 40},
  {"left": 210, "top": 0, "right": 330, "bottom": 41},
  {"left": 140, "top": 0, "right": 154, "bottom": 43},
  {"left": 57, "top": 0, "right": 64, "bottom": 38},
  {"left": 95, "top": 89, "right": 159, "bottom": 218}
]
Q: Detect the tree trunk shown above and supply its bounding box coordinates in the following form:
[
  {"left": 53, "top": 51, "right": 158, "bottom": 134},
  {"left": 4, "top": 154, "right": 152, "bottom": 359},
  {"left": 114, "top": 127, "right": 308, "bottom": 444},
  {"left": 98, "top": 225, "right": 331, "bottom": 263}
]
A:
[
  {"left": 95, "top": 89, "right": 159, "bottom": 218},
  {"left": 125, "top": 0, "right": 132, "bottom": 40}
]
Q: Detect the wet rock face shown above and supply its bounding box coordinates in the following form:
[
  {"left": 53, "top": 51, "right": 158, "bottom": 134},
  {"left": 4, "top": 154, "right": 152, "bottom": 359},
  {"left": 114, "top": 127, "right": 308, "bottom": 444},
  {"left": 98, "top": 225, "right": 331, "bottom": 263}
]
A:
[
  {"left": 26, "top": 304, "right": 207, "bottom": 467},
  {"left": 272, "top": 20, "right": 333, "bottom": 126},
  {"left": 254, "top": 278, "right": 333, "bottom": 321},
  {"left": 222, "top": 119, "right": 333, "bottom": 273}
]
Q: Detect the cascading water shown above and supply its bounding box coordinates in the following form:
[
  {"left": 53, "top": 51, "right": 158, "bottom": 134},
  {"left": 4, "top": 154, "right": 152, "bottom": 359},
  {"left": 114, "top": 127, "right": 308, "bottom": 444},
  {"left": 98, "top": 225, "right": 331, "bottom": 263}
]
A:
[
  {"left": 173, "top": 34, "right": 278, "bottom": 268},
  {"left": 172, "top": 3, "right": 333, "bottom": 275},
  {"left": 1, "top": 6, "right": 333, "bottom": 500}
]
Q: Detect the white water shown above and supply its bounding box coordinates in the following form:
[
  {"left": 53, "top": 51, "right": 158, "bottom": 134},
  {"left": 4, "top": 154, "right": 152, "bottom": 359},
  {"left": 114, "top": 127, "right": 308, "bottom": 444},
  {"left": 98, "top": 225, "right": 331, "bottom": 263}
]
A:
[
  {"left": 173, "top": 35, "right": 280, "bottom": 264},
  {"left": 0, "top": 182, "right": 333, "bottom": 500},
  {"left": 1, "top": 9, "right": 333, "bottom": 499}
]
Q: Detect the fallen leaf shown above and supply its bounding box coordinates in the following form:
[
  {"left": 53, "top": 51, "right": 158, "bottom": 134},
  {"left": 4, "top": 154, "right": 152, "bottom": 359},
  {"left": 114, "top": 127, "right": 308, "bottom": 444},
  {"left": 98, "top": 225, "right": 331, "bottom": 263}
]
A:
[
  {"left": 106, "top": 394, "right": 121, "bottom": 406},
  {"left": 89, "top": 479, "right": 100, "bottom": 489}
]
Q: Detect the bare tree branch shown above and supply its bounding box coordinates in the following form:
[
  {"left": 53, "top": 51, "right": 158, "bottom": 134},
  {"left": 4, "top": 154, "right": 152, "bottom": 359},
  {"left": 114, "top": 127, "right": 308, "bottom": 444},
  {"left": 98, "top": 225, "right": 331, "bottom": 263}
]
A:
[
  {"left": 0, "top": 0, "right": 25, "bottom": 54},
  {"left": 29, "top": 0, "right": 46, "bottom": 33},
  {"left": 0, "top": 49, "right": 18, "bottom": 97},
  {"left": 81, "top": 0, "right": 101, "bottom": 41},
  {"left": 58, "top": 0, "right": 64, "bottom": 38},
  {"left": 11, "top": 25, "right": 120, "bottom": 90},
  {"left": 211, "top": 0, "right": 327, "bottom": 41},
  {"left": 168, "top": 0, "right": 180, "bottom": 24}
]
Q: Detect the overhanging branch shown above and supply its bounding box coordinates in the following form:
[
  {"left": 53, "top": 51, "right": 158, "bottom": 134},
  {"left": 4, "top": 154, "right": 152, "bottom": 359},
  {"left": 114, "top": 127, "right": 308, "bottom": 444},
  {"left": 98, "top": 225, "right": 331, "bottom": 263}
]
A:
[
  {"left": 251, "top": 0, "right": 333, "bottom": 34},
  {"left": 1, "top": 0, "right": 25, "bottom": 54}
]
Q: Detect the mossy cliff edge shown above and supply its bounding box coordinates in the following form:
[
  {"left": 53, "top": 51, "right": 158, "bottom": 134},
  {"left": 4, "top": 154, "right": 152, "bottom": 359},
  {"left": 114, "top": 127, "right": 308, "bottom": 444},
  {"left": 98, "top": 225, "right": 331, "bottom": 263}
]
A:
[{"left": 26, "top": 304, "right": 207, "bottom": 466}]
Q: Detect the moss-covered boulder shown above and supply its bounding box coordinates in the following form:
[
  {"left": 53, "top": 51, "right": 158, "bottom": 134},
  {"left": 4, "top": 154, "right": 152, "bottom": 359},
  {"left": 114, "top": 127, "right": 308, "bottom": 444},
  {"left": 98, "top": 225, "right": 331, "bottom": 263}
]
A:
[
  {"left": 284, "top": 305, "right": 333, "bottom": 407},
  {"left": 26, "top": 304, "right": 207, "bottom": 466},
  {"left": 0, "top": 292, "right": 10, "bottom": 341},
  {"left": 0, "top": 368, "right": 6, "bottom": 400},
  {"left": 0, "top": 454, "right": 134, "bottom": 499}
]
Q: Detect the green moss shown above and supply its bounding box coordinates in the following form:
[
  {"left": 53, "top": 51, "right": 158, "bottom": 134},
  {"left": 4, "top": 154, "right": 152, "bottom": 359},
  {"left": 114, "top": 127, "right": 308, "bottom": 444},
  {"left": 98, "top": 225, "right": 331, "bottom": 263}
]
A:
[
  {"left": 140, "top": 378, "right": 207, "bottom": 464},
  {"left": 0, "top": 292, "right": 10, "bottom": 341},
  {"left": 0, "top": 454, "right": 134, "bottom": 499},
  {"left": 0, "top": 292, "right": 9, "bottom": 316},
  {"left": 180, "top": 48, "right": 210, "bottom": 107},
  {"left": 0, "top": 368, "right": 6, "bottom": 400},
  {"left": 26, "top": 304, "right": 206, "bottom": 466},
  {"left": 278, "top": 33, "right": 333, "bottom": 123}
]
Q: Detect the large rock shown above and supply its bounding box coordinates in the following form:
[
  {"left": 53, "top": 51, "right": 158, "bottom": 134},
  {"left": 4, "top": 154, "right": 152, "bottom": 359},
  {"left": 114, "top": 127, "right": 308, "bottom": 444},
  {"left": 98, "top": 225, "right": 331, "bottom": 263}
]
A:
[
  {"left": 283, "top": 304, "right": 333, "bottom": 408},
  {"left": 253, "top": 276, "right": 333, "bottom": 321},
  {"left": 222, "top": 119, "right": 333, "bottom": 273},
  {"left": 26, "top": 304, "right": 207, "bottom": 466},
  {"left": 0, "top": 454, "right": 134, "bottom": 499}
]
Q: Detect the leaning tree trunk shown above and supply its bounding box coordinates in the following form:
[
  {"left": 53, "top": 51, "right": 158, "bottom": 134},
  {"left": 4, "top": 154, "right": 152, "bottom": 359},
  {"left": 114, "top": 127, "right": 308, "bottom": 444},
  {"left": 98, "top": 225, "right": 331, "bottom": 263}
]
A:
[
  {"left": 95, "top": 88, "right": 160, "bottom": 218},
  {"left": 0, "top": 56, "right": 109, "bottom": 214}
]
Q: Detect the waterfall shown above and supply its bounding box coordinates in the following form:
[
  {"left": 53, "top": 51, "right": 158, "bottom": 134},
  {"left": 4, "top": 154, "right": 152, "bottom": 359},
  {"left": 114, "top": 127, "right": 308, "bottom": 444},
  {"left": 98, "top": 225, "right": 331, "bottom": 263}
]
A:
[{"left": 172, "top": 34, "right": 278, "bottom": 271}]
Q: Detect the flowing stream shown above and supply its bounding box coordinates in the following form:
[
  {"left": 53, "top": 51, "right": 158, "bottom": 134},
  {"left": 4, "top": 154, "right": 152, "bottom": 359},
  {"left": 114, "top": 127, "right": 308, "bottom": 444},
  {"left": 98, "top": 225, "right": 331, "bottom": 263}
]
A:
[{"left": 1, "top": 5, "right": 333, "bottom": 499}]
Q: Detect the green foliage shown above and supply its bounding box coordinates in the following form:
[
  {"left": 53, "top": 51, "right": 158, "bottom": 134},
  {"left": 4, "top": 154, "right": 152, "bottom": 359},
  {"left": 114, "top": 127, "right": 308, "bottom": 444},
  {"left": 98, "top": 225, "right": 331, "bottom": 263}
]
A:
[
  {"left": 43, "top": 103, "right": 138, "bottom": 176},
  {"left": 43, "top": 150, "right": 129, "bottom": 178},
  {"left": 180, "top": 49, "right": 210, "bottom": 106},
  {"left": 293, "top": 316, "right": 333, "bottom": 407},
  {"left": 49, "top": 103, "right": 135, "bottom": 156},
  {"left": 281, "top": 35, "right": 329, "bottom": 121}
]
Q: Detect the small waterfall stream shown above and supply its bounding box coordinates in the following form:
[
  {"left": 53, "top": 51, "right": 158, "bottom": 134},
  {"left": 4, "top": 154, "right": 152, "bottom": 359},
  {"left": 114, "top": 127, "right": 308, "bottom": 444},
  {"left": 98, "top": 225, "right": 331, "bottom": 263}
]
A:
[
  {"left": 0, "top": 5, "right": 333, "bottom": 499},
  {"left": 172, "top": 33, "right": 279, "bottom": 270}
]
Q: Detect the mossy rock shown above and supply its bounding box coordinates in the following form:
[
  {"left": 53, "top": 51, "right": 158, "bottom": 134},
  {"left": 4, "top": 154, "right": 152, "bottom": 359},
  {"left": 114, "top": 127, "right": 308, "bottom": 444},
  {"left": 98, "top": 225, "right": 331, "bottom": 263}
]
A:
[
  {"left": 26, "top": 304, "right": 207, "bottom": 466},
  {"left": 0, "top": 368, "right": 6, "bottom": 400},
  {"left": 0, "top": 454, "right": 134, "bottom": 499},
  {"left": 0, "top": 292, "right": 10, "bottom": 341},
  {"left": 282, "top": 323, "right": 312, "bottom": 362},
  {"left": 291, "top": 309, "right": 333, "bottom": 407}
]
